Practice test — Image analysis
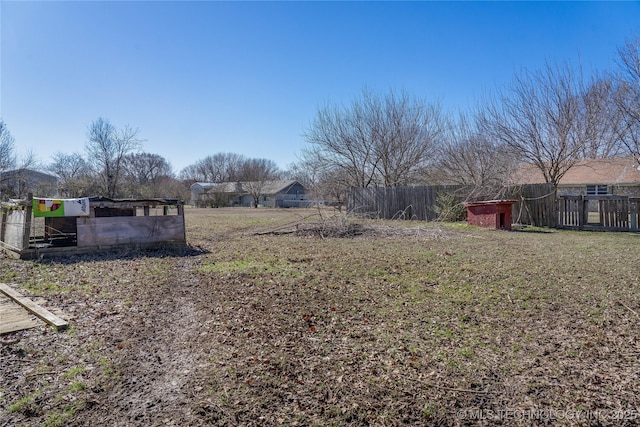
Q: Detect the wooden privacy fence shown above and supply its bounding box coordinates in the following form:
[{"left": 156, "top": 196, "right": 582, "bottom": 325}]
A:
[
  {"left": 557, "top": 195, "right": 640, "bottom": 231},
  {"left": 348, "top": 184, "right": 640, "bottom": 231},
  {"left": 347, "top": 184, "right": 557, "bottom": 225},
  {"left": 507, "top": 183, "right": 556, "bottom": 228},
  {"left": 347, "top": 185, "right": 468, "bottom": 221}
]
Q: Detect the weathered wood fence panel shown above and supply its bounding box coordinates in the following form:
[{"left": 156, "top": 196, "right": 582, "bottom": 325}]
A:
[
  {"left": 507, "top": 184, "right": 556, "bottom": 228},
  {"left": 557, "top": 195, "right": 639, "bottom": 231},
  {"left": 557, "top": 196, "right": 585, "bottom": 228},
  {"left": 600, "top": 197, "right": 629, "bottom": 229},
  {"left": 347, "top": 185, "right": 468, "bottom": 221}
]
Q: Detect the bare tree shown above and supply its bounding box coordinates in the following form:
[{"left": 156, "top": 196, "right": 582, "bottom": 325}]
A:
[
  {"left": 85, "top": 118, "right": 142, "bottom": 198},
  {"left": 303, "top": 88, "right": 445, "bottom": 188},
  {"left": 481, "top": 63, "right": 584, "bottom": 189},
  {"left": 196, "top": 153, "right": 246, "bottom": 183},
  {"left": 179, "top": 152, "right": 247, "bottom": 183},
  {"left": 315, "top": 167, "right": 351, "bottom": 209},
  {"left": 50, "top": 152, "right": 94, "bottom": 197},
  {"left": 239, "top": 158, "right": 281, "bottom": 208},
  {"left": 0, "top": 120, "right": 15, "bottom": 175},
  {"left": 373, "top": 91, "right": 446, "bottom": 186},
  {"left": 303, "top": 100, "right": 377, "bottom": 189},
  {"left": 578, "top": 76, "right": 628, "bottom": 159},
  {"left": 614, "top": 35, "right": 640, "bottom": 161},
  {"left": 617, "top": 35, "right": 640, "bottom": 86},
  {"left": 122, "top": 152, "right": 174, "bottom": 198},
  {"left": 433, "top": 113, "right": 517, "bottom": 196},
  {"left": 178, "top": 163, "right": 204, "bottom": 182}
]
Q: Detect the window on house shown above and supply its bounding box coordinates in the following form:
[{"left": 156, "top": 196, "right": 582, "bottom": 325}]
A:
[{"left": 586, "top": 185, "right": 608, "bottom": 195}]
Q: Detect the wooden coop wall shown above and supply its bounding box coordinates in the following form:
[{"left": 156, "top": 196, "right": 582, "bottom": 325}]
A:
[
  {"left": 1, "top": 208, "right": 30, "bottom": 250},
  {"left": 77, "top": 215, "right": 185, "bottom": 247}
]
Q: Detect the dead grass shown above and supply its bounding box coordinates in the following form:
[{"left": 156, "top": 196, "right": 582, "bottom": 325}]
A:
[{"left": 1, "top": 207, "right": 640, "bottom": 426}]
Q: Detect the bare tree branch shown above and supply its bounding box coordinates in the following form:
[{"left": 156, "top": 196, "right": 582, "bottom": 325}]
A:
[
  {"left": 85, "top": 118, "right": 142, "bottom": 198},
  {"left": 303, "top": 88, "right": 446, "bottom": 189},
  {"left": 0, "top": 120, "right": 16, "bottom": 175},
  {"left": 481, "top": 62, "right": 584, "bottom": 188},
  {"left": 50, "top": 152, "right": 93, "bottom": 197},
  {"left": 614, "top": 35, "right": 640, "bottom": 161},
  {"left": 432, "top": 112, "right": 517, "bottom": 199}
]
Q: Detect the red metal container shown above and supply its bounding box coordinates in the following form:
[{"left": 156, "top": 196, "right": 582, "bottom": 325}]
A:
[{"left": 464, "top": 200, "right": 517, "bottom": 230}]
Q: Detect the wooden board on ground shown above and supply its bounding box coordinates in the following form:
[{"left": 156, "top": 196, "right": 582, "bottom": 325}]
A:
[
  {"left": 0, "top": 283, "right": 69, "bottom": 331},
  {"left": 0, "top": 292, "right": 41, "bottom": 334}
]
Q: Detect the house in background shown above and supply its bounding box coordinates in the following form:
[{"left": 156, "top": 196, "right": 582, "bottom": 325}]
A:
[
  {"left": 0, "top": 169, "right": 59, "bottom": 199},
  {"left": 513, "top": 157, "right": 640, "bottom": 197},
  {"left": 190, "top": 179, "right": 313, "bottom": 208}
]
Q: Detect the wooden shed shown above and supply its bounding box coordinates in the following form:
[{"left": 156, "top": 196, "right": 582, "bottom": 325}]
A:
[{"left": 0, "top": 196, "right": 186, "bottom": 259}]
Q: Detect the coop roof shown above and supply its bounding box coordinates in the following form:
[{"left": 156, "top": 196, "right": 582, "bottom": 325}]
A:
[{"left": 87, "top": 196, "right": 182, "bottom": 206}]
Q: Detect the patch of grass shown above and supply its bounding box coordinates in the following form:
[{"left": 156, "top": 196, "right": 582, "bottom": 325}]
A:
[
  {"left": 62, "top": 365, "right": 85, "bottom": 379},
  {"left": 42, "top": 407, "right": 75, "bottom": 427},
  {"left": 22, "top": 281, "right": 64, "bottom": 295},
  {"left": 69, "top": 381, "right": 86, "bottom": 393},
  {"left": 97, "top": 356, "right": 119, "bottom": 382},
  {"left": 1, "top": 270, "right": 18, "bottom": 281},
  {"left": 457, "top": 348, "right": 474, "bottom": 359},
  {"left": 8, "top": 392, "right": 39, "bottom": 415}
]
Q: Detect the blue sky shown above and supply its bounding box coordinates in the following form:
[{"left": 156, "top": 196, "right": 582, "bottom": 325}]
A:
[{"left": 2, "top": 1, "right": 639, "bottom": 175}]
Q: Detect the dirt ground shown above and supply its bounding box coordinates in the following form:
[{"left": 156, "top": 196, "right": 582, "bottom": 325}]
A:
[{"left": 1, "top": 208, "right": 640, "bottom": 426}]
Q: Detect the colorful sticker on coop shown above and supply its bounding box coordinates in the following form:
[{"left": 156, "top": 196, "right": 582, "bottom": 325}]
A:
[{"left": 32, "top": 198, "right": 90, "bottom": 217}]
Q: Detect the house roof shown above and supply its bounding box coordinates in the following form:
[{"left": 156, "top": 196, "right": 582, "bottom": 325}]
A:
[
  {"left": 254, "top": 180, "right": 301, "bottom": 194},
  {"left": 191, "top": 180, "right": 302, "bottom": 195},
  {"left": 1, "top": 168, "right": 58, "bottom": 183},
  {"left": 190, "top": 182, "right": 218, "bottom": 191},
  {"left": 513, "top": 157, "right": 640, "bottom": 186}
]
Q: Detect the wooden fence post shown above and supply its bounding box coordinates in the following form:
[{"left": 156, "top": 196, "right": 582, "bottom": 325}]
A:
[
  {"left": 22, "top": 193, "right": 33, "bottom": 250},
  {"left": 0, "top": 205, "right": 6, "bottom": 243},
  {"left": 580, "top": 195, "right": 586, "bottom": 230}
]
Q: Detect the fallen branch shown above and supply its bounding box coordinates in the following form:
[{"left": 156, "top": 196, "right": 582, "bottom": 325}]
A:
[
  {"left": 27, "top": 371, "right": 58, "bottom": 378},
  {"left": 620, "top": 302, "right": 640, "bottom": 319}
]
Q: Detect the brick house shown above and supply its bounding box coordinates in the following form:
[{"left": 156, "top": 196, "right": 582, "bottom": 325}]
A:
[{"left": 513, "top": 157, "right": 640, "bottom": 197}]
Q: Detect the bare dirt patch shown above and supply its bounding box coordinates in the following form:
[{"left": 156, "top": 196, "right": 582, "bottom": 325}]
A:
[{"left": 2, "top": 208, "right": 640, "bottom": 426}]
